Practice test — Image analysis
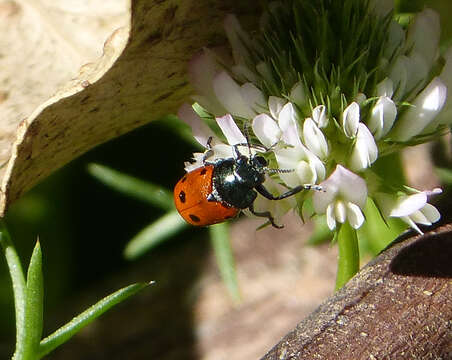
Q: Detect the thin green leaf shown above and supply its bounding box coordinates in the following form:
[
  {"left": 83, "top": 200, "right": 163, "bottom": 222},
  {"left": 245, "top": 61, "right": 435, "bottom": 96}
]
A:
[
  {"left": 0, "top": 220, "right": 26, "bottom": 360},
  {"left": 124, "top": 211, "right": 188, "bottom": 260},
  {"left": 88, "top": 163, "right": 174, "bottom": 210},
  {"left": 358, "top": 198, "right": 405, "bottom": 256},
  {"left": 21, "top": 241, "right": 44, "bottom": 360},
  {"left": 335, "top": 222, "right": 360, "bottom": 291},
  {"left": 38, "top": 282, "right": 149, "bottom": 359},
  {"left": 436, "top": 167, "right": 452, "bottom": 185},
  {"left": 209, "top": 223, "right": 241, "bottom": 303}
]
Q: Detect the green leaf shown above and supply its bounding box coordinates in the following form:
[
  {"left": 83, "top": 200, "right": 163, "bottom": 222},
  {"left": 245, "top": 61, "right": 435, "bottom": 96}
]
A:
[
  {"left": 124, "top": 211, "right": 188, "bottom": 260},
  {"left": 88, "top": 163, "right": 174, "bottom": 210},
  {"left": 335, "top": 222, "right": 359, "bottom": 291},
  {"left": 209, "top": 223, "right": 241, "bottom": 303},
  {"left": 21, "top": 241, "right": 44, "bottom": 359},
  {"left": 0, "top": 220, "right": 26, "bottom": 360},
  {"left": 38, "top": 282, "right": 149, "bottom": 359},
  {"left": 358, "top": 198, "right": 406, "bottom": 256}
]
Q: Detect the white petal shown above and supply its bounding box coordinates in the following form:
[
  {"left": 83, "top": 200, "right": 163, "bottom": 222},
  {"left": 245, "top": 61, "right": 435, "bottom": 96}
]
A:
[
  {"left": 391, "top": 77, "right": 447, "bottom": 141},
  {"left": 406, "top": 8, "right": 440, "bottom": 70},
  {"left": 216, "top": 114, "right": 247, "bottom": 145},
  {"left": 178, "top": 103, "right": 216, "bottom": 148},
  {"left": 295, "top": 160, "right": 317, "bottom": 185},
  {"left": 252, "top": 113, "right": 282, "bottom": 147},
  {"left": 326, "top": 204, "right": 337, "bottom": 230},
  {"left": 334, "top": 200, "right": 347, "bottom": 224},
  {"left": 342, "top": 102, "right": 360, "bottom": 137},
  {"left": 313, "top": 165, "right": 367, "bottom": 214},
  {"left": 390, "top": 192, "right": 427, "bottom": 217},
  {"left": 368, "top": 96, "right": 397, "bottom": 140},
  {"left": 278, "top": 102, "right": 302, "bottom": 146},
  {"left": 346, "top": 202, "right": 365, "bottom": 229},
  {"left": 240, "top": 83, "right": 266, "bottom": 113},
  {"left": 213, "top": 71, "right": 255, "bottom": 119},
  {"left": 312, "top": 105, "right": 328, "bottom": 128},
  {"left": 389, "top": 55, "right": 408, "bottom": 100},
  {"left": 350, "top": 123, "right": 378, "bottom": 171},
  {"left": 420, "top": 203, "right": 441, "bottom": 223},
  {"left": 409, "top": 209, "right": 431, "bottom": 226},
  {"left": 268, "top": 96, "right": 287, "bottom": 119},
  {"left": 384, "top": 20, "right": 405, "bottom": 59},
  {"left": 290, "top": 82, "right": 308, "bottom": 109},
  {"left": 404, "top": 52, "right": 429, "bottom": 95},
  {"left": 305, "top": 148, "right": 326, "bottom": 181},
  {"left": 303, "top": 118, "right": 328, "bottom": 159},
  {"left": 376, "top": 78, "right": 394, "bottom": 98},
  {"left": 224, "top": 14, "right": 252, "bottom": 66}
]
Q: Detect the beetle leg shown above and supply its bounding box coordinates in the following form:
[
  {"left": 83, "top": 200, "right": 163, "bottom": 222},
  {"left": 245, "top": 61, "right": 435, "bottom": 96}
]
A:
[
  {"left": 248, "top": 203, "right": 283, "bottom": 229},
  {"left": 202, "top": 136, "right": 215, "bottom": 164}
]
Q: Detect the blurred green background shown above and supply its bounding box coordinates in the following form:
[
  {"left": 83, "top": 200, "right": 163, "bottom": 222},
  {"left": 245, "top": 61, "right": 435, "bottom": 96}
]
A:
[{"left": 0, "top": 0, "right": 451, "bottom": 357}]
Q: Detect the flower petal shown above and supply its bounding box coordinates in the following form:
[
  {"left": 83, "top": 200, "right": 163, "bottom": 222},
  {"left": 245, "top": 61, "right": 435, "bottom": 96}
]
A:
[
  {"left": 346, "top": 202, "right": 365, "bottom": 229},
  {"left": 391, "top": 77, "right": 447, "bottom": 141},
  {"left": 406, "top": 8, "right": 440, "bottom": 70},
  {"left": 390, "top": 192, "right": 427, "bottom": 217},
  {"left": 278, "top": 102, "right": 302, "bottom": 146},
  {"left": 178, "top": 103, "right": 216, "bottom": 148},
  {"left": 268, "top": 96, "right": 287, "bottom": 119},
  {"left": 334, "top": 200, "right": 347, "bottom": 224},
  {"left": 303, "top": 118, "right": 328, "bottom": 159},
  {"left": 224, "top": 14, "right": 252, "bottom": 66},
  {"left": 376, "top": 78, "right": 394, "bottom": 98},
  {"left": 216, "top": 114, "right": 247, "bottom": 146},
  {"left": 326, "top": 204, "right": 337, "bottom": 230},
  {"left": 240, "top": 83, "right": 266, "bottom": 113},
  {"left": 213, "top": 71, "right": 255, "bottom": 119},
  {"left": 290, "top": 82, "right": 308, "bottom": 109},
  {"left": 368, "top": 96, "right": 397, "bottom": 139},
  {"left": 342, "top": 102, "right": 360, "bottom": 137},
  {"left": 329, "top": 165, "right": 367, "bottom": 208},
  {"left": 420, "top": 203, "right": 441, "bottom": 223},
  {"left": 252, "top": 113, "right": 282, "bottom": 147},
  {"left": 349, "top": 123, "right": 378, "bottom": 171},
  {"left": 312, "top": 105, "right": 328, "bottom": 128}
]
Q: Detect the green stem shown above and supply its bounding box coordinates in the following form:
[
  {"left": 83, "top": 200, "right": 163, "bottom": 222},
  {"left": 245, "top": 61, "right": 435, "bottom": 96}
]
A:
[
  {"left": 335, "top": 222, "right": 360, "bottom": 290},
  {"left": 209, "top": 223, "right": 241, "bottom": 303},
  {"left": 0, "top": 220, "right": 27, "bottom": 359}
]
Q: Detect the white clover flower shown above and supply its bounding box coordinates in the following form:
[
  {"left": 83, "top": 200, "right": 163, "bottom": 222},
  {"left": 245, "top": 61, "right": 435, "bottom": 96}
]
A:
[
  {"left": 375, "top": 189, "right": 442, "bottom": 234},
  {"left": 177, "top": 0, "right": 448, "bottom": 236},
  {"left": 313, "top": 165, "right": 367, "bottom": 230}
]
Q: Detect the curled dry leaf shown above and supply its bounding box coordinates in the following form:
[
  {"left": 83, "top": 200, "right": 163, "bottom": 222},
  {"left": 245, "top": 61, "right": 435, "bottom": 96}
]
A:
[{"left": 0, "top": 0, "right": 259, "bottom": 215}]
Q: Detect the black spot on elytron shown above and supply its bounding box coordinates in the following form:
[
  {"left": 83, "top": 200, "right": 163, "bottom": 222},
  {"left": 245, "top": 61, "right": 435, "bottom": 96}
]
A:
[
  {"left": 181, "top": 176, "right": 187, "bottom": 183},
  {"left": 179, "top": 191, "right": 186, "bottom": 203},
  {"left": 200, "top": 168, "right": 207, "bottom": 175},
  {"left": 189, "top": 214, "right": 201, "bottom": 222}
]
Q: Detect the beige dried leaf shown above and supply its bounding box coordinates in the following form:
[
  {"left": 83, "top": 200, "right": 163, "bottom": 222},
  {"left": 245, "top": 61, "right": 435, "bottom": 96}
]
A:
[{"left": 0, "top": 0, "right": 259, "bottom": 215}]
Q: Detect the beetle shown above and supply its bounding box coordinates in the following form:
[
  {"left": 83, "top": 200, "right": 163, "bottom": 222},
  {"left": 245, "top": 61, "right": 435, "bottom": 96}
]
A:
[{"left": 174, "top": 138, "right": 316, "bottom": 228}]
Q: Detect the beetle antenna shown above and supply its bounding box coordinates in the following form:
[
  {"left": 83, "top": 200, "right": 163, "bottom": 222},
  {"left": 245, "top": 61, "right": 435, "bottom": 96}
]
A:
[
  {"left": 264, "top": 167, "right": 295, "bottom": 174},
  {"left": 243, "top": 121, "right": 252, "bottom": 158}
]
